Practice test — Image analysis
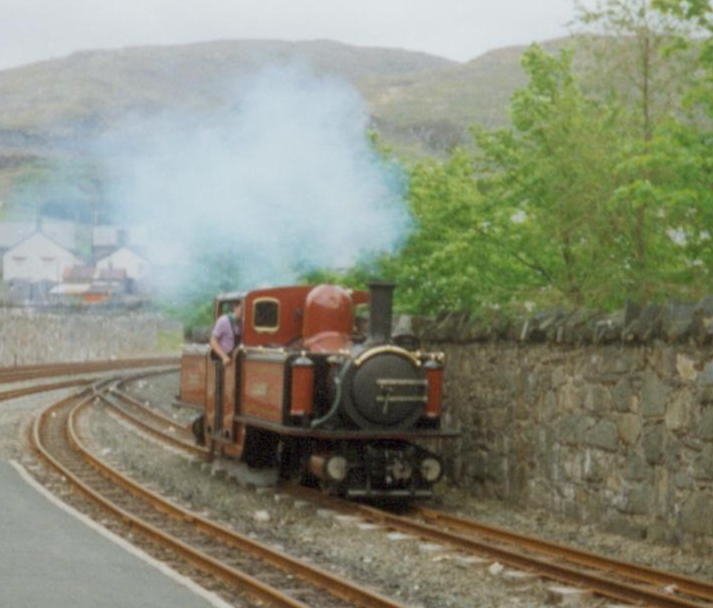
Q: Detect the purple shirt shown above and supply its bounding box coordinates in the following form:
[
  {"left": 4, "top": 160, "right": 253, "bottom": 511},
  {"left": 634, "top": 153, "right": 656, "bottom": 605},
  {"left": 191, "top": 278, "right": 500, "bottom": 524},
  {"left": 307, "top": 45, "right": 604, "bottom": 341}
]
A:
[{"left": 212, "top": 314, "right": 241, "bottom": 354}]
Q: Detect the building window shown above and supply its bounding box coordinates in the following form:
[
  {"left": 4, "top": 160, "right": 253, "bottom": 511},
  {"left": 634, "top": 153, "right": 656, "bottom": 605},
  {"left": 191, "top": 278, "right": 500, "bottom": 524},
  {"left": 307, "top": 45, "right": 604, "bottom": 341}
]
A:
[{"left": 253, "top": 298, "right": 279, "bottom": 333}]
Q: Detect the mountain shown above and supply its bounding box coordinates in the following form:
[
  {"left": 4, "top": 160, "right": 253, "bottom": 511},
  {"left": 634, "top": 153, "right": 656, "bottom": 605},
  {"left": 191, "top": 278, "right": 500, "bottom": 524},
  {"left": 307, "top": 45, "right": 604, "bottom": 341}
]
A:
[
  {"left": 0, "top": 40, "right": 454, "bottom": 148},
  {"left": 0, "top": 37, "right": 575, "bottom": 214}
]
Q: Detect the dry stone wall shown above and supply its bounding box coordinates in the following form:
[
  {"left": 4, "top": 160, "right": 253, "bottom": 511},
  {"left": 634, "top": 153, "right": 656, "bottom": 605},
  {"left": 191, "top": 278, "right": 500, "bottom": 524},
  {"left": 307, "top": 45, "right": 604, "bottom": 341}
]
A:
[
  {"left": 413, "top": 298, "right": 713, "bottom": 546},
  {"left": 0, "top": 308, "right": 182, "bottom": 365}
]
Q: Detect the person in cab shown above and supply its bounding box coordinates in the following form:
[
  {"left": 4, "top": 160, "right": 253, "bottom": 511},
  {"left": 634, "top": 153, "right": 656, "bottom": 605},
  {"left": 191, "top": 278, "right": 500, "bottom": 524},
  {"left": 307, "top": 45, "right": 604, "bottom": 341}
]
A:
[{"left": 210, "top": 300, "right": 242, "bottom": 364}]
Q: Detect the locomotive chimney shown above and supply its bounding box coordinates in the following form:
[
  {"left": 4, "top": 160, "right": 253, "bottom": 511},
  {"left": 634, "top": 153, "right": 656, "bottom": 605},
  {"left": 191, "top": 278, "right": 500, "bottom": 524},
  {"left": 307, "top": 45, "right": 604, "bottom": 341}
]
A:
[{"left": 368, "top": 280, "right": 395, "bottom": 344}]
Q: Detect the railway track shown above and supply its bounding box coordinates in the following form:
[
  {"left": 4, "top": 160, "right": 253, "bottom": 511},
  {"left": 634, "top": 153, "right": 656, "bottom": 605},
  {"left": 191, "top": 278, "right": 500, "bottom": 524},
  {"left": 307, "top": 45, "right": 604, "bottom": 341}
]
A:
[
  {"left": 0, "top": 358, "right": 179, "bottom": 402},
  {"left": 101, "top": 373, "right": 713, "bottom": 608},
  {"left": 0, "top": 357, "right": 178, "bottom": 384},
  {"left": 111, "top": 383, "right": 193, "bottom": 433},
  {"left": 99, "top": 383, "right": 206, "bottom": 459},
  {"left": 0, "top": 377, "right": 94, "bottom": 402},
  {"left": 285, "top": 490, "right": 713, "bottom": 608},
  {"left": 30, "top": 382, "right": 408, "bottom": 608},
  {"left": 412, "top": 506, "right": 713, "bottom": 603}
]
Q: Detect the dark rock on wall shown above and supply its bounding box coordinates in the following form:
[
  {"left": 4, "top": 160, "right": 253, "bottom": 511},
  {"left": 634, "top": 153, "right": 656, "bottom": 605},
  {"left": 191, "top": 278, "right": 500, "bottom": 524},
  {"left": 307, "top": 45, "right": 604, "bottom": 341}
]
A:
[{"left": 416, "top": 296, "right": 713, "bottom": 547}]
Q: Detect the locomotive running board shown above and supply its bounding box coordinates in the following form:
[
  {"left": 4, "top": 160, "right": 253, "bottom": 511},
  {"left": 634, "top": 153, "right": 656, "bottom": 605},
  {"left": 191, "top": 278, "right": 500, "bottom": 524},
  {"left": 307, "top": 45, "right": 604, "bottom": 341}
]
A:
[{"left": 233, "top": 414, "right": 460, "bottom": 440}]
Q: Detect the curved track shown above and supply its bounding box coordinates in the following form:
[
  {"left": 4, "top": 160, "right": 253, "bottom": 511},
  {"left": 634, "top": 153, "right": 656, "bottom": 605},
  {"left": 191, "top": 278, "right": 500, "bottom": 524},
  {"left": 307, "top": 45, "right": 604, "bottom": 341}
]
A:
[
  {"left": 100, "top": 373, "right": 713, "bottom": 608},
  {"left": 30, "top": 381, "right": 408, "bottom": 608},
  {"left": 1, "top": 377, "right": 94, "bottom": 402},
  {"left": 99, "top": 383, "right": 207, "bottom": 459},
  {"left": 285, "top": 490, "right": 713, "bottom": 608},
  {"left": 0, "top": 357, "right": 178, "bottom": 383},
  {"left": 412, "top": 505, "right": 713, "bottom": 603},
  {"left": 0, "top": 358, "right": 178, "bottom": 402}
]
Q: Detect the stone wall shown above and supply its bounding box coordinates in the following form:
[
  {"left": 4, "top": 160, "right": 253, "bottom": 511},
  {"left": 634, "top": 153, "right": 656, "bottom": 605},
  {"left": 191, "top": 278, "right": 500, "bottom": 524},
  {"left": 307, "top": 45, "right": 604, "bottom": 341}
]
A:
[
  {"left": 413, "top": 299, "right": 713, "bottom": 546},
  {"left": 0, "top": 308, "right": 182, "bottom": 366}
]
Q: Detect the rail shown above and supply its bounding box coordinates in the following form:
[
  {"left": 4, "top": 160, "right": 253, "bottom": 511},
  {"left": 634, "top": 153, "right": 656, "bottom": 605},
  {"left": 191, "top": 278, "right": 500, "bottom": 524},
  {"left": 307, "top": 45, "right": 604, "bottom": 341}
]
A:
[
  {"left": 0, "top": 358, "right": 178, "bottom": 402},
  {"left": 109, "top": 373, "right": 713, "bottom": 607},
  {"left": 30, "top": 381, "right": 407, "bottom": 608},
  {"left": 0, "top": 357, "right": 178, "bottom": 383},
  {"left": 287, "top": 487, "right": 713, "bottom": 608}
]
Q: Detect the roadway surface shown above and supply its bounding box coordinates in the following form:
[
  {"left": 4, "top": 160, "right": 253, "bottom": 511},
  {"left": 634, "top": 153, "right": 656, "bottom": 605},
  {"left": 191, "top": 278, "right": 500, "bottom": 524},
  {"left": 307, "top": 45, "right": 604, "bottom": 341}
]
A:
[{"left": 0, "top": 460, "right": 226, "bottom": 608}]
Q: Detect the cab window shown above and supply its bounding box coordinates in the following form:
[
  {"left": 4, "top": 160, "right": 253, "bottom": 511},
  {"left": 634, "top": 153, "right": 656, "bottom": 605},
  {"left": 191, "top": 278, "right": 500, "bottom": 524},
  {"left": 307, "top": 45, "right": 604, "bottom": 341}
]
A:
[{"left": 253, "top": 298, "right": 279, "bottom": 332}]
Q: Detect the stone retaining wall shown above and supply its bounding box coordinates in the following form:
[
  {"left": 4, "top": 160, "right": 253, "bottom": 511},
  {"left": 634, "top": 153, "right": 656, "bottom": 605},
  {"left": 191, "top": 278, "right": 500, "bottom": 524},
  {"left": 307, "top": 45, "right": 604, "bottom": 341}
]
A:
[
  {"left": 0, "top": 308, "right": 182, "bottom": 366},
  {"left": 413, "top": 299, "right": 713, "bottom": 546}
]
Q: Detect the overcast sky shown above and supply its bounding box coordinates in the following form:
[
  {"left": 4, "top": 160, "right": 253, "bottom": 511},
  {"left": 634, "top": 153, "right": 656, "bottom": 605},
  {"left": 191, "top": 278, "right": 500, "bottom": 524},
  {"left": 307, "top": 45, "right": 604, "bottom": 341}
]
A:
[{"left": 1, "top": 0, "right": 580, "bottom": 70}]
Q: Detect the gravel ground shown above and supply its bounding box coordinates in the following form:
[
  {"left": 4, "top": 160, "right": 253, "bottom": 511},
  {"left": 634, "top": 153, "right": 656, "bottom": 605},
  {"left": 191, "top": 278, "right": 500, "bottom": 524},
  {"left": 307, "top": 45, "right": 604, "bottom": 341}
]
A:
[
  {"left": 0, "top": 387, "right": 78, "bottom": 459},
  {"left": 0, "top": 368, "right": 174, "bottom": 461},
  {"left": 122, "top": 373, "right": 713, "bottom": 583},
  {"left": 87, "top": 404, "right": 578, "bottom": 608},
  {"left": 431, "top": 487, "right": 713, "bottom": 581},
  {"left": 5, "top": 369, "right": 710, "bottom": 607},
  {"left": 121, "top": 372, "right": 198, "bottom": 427}
]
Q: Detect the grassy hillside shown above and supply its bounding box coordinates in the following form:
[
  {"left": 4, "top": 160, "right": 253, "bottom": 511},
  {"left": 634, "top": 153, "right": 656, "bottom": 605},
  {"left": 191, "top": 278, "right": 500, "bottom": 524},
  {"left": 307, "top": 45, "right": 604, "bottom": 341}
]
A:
[
  {"left": 0, "top": 37, "right": 577, "bottom": 215},
  {"left": 0, "top": 40, "right": 454, "bottom": 142},
  {"left": 367, "top": 39, "right": 576, "bottom": 151}
]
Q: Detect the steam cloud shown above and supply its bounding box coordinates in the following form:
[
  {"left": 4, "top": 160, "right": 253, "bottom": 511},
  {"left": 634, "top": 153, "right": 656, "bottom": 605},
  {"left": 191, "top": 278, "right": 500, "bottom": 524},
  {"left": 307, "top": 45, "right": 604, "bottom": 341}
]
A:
[{"left": 102, "top": 65, "right": 410, "bottom": 300}]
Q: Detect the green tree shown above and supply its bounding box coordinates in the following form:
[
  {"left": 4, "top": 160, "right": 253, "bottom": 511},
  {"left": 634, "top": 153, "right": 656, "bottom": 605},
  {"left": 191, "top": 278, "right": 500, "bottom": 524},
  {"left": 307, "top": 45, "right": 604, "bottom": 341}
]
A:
[
  {"left": 575, "top": 0, "right": 701, "bottom": 286},
  {"left": 387, "top": 38, "right": 709, "bottom": 313},
  {"left": 384, "top": 149, "right": 525, "bottom": 313},
  {"left": 653, "top": 0, "right": 713, "bottom": 116},
  {"left": 380, "top": 47, "right": 624, "bottom": 312},
  {"left": 576, "top": 0, "right": 694, "bottom": 142},
  {"left": 578, "top": 0, "right": 712, "bottom": 298},
  {"left": 309, "top": 3, "right": 711, "bottom": 314},
  {"left": 646, "top": 0, "right": 713, "bottom": 284},
  {"left": 473, "top": 46, "right": 627, "bottom": 307}
]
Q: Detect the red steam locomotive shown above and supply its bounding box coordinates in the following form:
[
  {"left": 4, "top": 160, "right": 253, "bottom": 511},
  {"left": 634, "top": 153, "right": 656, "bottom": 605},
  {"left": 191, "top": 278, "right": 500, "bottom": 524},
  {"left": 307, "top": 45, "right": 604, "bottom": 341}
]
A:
[{"left": 179, "top": 282, "right": 456, "bottom": 498}]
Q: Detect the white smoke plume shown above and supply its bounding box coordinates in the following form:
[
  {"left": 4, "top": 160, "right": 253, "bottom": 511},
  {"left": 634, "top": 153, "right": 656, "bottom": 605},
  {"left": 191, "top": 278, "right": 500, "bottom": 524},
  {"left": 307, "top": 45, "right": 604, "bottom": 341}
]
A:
[{"left": 102, "top": 64, "right": 410, "bottom": 300}]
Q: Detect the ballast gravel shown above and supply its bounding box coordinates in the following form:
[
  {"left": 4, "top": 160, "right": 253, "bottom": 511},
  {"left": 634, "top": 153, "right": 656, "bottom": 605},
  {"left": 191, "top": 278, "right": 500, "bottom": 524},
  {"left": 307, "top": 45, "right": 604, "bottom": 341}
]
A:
[
  {"left": 0, "top": 387, "right": 77, "bottom": 459},
  {"left": 125, "top": 373, "right": 713, "bottom": 579},
  {"left": 4, "top": 372, "right": 710, "bottom": 607},
  {"left": 430, "top": 487, "right": 713, "bottom": 581},
  {"left": 120, "top": 372, "right": 197, "bottom": 426},
  {"left": 86, "top": 403, "right": 565, "bottom": 608}
]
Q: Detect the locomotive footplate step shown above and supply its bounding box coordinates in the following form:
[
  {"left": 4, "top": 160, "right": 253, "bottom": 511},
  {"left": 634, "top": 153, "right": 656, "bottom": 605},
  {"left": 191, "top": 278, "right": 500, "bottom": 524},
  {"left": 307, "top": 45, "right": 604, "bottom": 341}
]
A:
[{"left": 0, "top": 460, "right": 227, "bottom": 608}]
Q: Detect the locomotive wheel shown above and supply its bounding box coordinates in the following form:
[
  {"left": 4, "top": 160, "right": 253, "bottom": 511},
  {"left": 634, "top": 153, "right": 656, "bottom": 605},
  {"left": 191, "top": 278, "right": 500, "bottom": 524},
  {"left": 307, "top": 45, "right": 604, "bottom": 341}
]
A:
[
  {"left": 242, "top": 427, "right": 279, "bottom": 468},
  {"left": 191, "top": 415, "right": 206, "bottom": 446},
  {"left": 300, "top": 464, "right": 320, "bottom": 489},
  {"left": 277, "top": 438, "right": 302, "bottom": 480}
]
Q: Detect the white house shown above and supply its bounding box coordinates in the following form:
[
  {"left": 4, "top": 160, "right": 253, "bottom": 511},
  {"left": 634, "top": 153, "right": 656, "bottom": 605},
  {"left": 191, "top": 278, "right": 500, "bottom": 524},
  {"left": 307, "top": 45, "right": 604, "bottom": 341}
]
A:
[
  {"left": 2, "top": 232, "right": 81, "bottom": 283},
  {"left": 95, "top": 247, "right": 150, "bottom": 282}
]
